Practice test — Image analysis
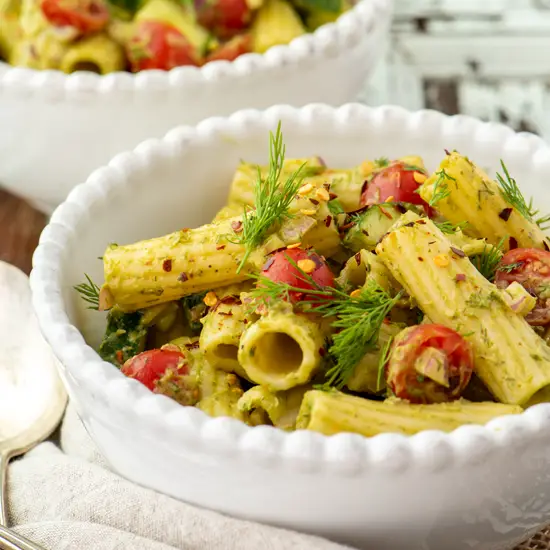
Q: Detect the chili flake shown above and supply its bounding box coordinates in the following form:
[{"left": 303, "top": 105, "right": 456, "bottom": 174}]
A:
[
  {"left": 450, "top": 246, "right": 466, "bottom": 258},
  {"left": 498, "top": 207, "right": 513, "bottom": 221},
  {"left": 434, "top": 255, "right": 450, "bottom": 267},
  {"left": 315, "top": 188, "right": 330, "bottom": 202},
  {"left": 231, "top": 220, "right": 243, "bottom": 233},
  {"left": 297, "top": 259, "right": 316, "bottom": 274},
  {"left": 455, "top": 273, "right": 466, "bottom": 282},
  {"left": 177, "top": 272, "right": 189, "bottom": 282},
  {"left": 162, "top": 259, "right": 172, "bottom": 272},
  {"left": 298, "top": 182, "right": 314, "bottom": 195},
  {"left": 413, "top": 171, "right": 427, "bottom": 184},
  {"left": 203, "top": 291, "right": 218, "bottom": 307}
]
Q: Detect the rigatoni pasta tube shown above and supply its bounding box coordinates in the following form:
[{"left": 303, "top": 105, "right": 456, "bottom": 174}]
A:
[
  {"left": 237, "top": 385, "right": 309, "bottom": 430},
  {"left": 199, "top": 294, "right": 250, "bottom": 379},
  {"left": 102, "top": 214, "right": 314, "bottom": 311},
  {"left": 375, "top": 217, "right": 550, "bottom": 405},
  {"left": 238, "top": 304, "right": 326, "bottom": 390},
  {"left": 296, "top": 391, "right": 522, "bottom": 437},
  {"left": 419, "top": 152, "right": 549, "bottom": 251},
  {"left": 59, "top": 34, "right": 126, "bottom": 74}
]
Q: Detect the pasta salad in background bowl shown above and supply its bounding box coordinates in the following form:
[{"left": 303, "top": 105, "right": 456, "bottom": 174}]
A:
[
  {"left": 30, "top": 103, "right": 550, "bottom": 550},
  {"left": 0, "top": 0, "right": 390, "bottom": 214}
]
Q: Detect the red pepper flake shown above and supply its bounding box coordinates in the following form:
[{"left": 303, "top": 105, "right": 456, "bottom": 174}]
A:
[
  {"left": 185, "top": 341, "right": 200, "bottom": 350},
  {"left": 450, "top": 246, "right": 466, "bottom": 258},
  {"left": 162, "top": 259, "right": 172, "bottom": 272},
  {"left": 455, "top": 273, "right": 466, "bottom": 282},
  {"left": 354, "top": 252, "right": 361, "bottom": 266},
  {"left": 328, "top": 192, "right": 338, "bottom": 200},
  {"left": 379, "top": 206, "right": 393, "bottom": 219},
  {"left": 116, "top": 350, "right": 124, "bottom": 364},
  {"left": 418, "top": 256, "right": 424, "bottom": 262},
  {"left": 323, "top": 183, "right": 331, "bottom": 191},
  {"left": 417, "top": 220, "right": 427, "bottom": 225},
  {"left": 509, "top": 237, "right": 518, "bottom": 250},
  {"left": 499, "top": 207, "right": 513, "bottom": 221},
  {"left": 545, "top": 241, "right": 550, "bottom": 252},
  {"left": 216, "top": 244, "right": 226, "bottom": 250},
  {"left": 444, "top": 148, "right": 451, "bottom": 155},
  {"left": 243, "top": 319, "right": 248, "bottom": 324},
  {"left": 262, "top": 256, "right": 275, "bottom": 271},
  {"left": 324, "top": 215, "right": 332, "bottom": 227},
  {"left": 340, "top": 221, "right": 356, "bottom": 231},
  {"left": 362, "top": 230, "right": 369, "bottom": 236},
  {"left": 218, "top": 311, "right": 233, "bottom": 316},
  {"left": 231, "top": 220, "right": 243, "bottom": 233},
  {"left": 309, "top": 198, "right": 320, "bottom": 205},
  {"left": 177, "top": 272, "right": 189, "bottom": 282},
  {"left": 395, "top": 203, "right": 407, "bottom": 214},
  {"left": 319, "top": 347, "right": 326, "bottom": 357}
]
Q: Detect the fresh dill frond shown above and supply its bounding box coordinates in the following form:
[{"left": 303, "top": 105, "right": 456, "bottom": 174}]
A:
[
  {"left": 74, "top": 274, "right": 100, "bottom": 310},
  {"left": 327, "top": 198, "right": 345, "bottom": 216},
  {"left": 496, "top": 162, "right": 550, "bottom": 231},
  {"left": 496, "top": 161, "right": 532, "bottom": 220},
  {"left": 428, "top": 169, "right": 455, "bottom": 207},
  {"left": 376, "top": 334, "right": 394, "bottom": 392},
  {"left": 470, "top": 236, "right": 506, "bottom": 282},
  {"left": 528, "top": 197, "right": 550, "bottom": 231},
  {"left": 250, "top": 262, "right": 401, "bottom": 389},
  {"left": 231, "top": 122, "right": 306, "bottom": 273},
  {"left": 434, "top": 220, "right": 469, "bottom": 234},
  {"left": 374, "top": 157, "right": 390, "bottom": 168},
  {"left": 496, "top": 261, "right": 524, "bottom": 274},
  {"left": 402, "top": 164, "right": 426, "bottom": 172}
]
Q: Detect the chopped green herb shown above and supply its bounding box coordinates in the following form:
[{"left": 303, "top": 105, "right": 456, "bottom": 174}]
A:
[
  {"left": 428, "top": 169, "right": 455, "bottom": 207},
  {"left": 376, "top": 335, "right": 394, "bottom": 392},
  {"left": 470, "top": 236, "right": 506, "bottom": 282},
  {"left": 434, "top": 220, "right": 469, "bottom": 234},
  {"left": 374, "top": 157, "right": 390, "bottom": 168},
  {"left": 74, "top": 274, "right": 100, "bottom": 310},
  {"left": 327, "top": 198, "right": 345, "bottom": 215}
]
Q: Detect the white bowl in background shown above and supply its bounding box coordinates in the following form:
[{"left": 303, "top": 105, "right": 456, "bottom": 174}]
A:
[
  {"left": 30, "top": 103, "right": 550, "bottom": 550},
  {"left": 0, "top": 0, "right": 391, "bottom": 214}
]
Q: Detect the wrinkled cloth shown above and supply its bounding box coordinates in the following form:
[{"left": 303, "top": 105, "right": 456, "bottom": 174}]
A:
[{"left": 7, "top": 403, "right": 353, "bottom": 550}]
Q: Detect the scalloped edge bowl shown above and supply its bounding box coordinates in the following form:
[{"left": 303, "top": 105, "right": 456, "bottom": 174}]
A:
[
  {"left": 30, "top": 103, "right": 550, "bottom": 550},
  {"left": 0, "top": 0, "right": 391, "bottom": 214}
]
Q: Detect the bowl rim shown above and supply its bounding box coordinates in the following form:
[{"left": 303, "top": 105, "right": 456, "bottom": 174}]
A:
[
  {"left": 0, "top": 0, "right": 390, "bottom": 95},
  {"left": 30, "top": 102, "right": 550, "bottom": 474}
]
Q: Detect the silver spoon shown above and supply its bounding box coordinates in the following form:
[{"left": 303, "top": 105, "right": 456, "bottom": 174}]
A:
[{"left": 0, "top": 261, "right": 68, "bottom": 550}]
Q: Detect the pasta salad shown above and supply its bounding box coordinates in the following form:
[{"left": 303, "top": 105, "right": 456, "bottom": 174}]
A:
[
  {"left": 76, "top": 124, "right": 550, "bottom": 437},
  {"left": 0, "top": 0, "right": 351, "bottom": 73}
]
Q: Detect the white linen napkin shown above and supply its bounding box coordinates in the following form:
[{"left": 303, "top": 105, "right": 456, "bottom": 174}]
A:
[{"left": 7, "top": 403, "right": 354, "bottom": 550}]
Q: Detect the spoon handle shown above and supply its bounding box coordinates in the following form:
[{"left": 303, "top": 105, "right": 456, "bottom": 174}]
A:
[
  {"left": 0, "top": 452, "right": 8, "bottom": 527},
  {"left": 0, "top": 525, "right": 46, "bottom": 550}
]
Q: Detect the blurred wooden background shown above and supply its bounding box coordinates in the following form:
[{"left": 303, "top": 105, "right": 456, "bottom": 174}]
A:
[{"left": 0, "top": 189, "right": 46, "bottom": 274}]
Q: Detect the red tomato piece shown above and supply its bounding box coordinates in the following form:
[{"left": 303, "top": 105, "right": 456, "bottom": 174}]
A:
[
  {"left": 261, "top": 247, "right": 335, "bottom": 305},
  {"left": 121, "top": 348, "right": 188, "bottom": 390},
  {"left": 385, "top": 324, "right": 474, "bottom": 404},
  {"left": 194, "top": 0, "right": 251, "bottom": 40},
  {"left": 40, "top": 0, "right": 109, "bottom": 34},
  {"left": 126, "top": 21, "right": 201, "bottom": 72},
  {"left": 360, "top": 161, "right": 432, "bottom": 215},
  {"left": 205, "top": 34, "right": 251, "bottom": 63},
  {"left": 495, "top": 248, "right": 550, "bottom": 326}
]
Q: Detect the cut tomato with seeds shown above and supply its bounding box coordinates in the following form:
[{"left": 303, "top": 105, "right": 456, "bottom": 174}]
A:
[
  {"left": 495, "top": 248, "right": 550, "bottom": 326},
  {"left": 360, "top": 161, "right": 433, "bottom": 216},
  {"left": 40, "top": 0, "right": 109, "bottom": 34},
  {"left": 385, "top": 324, "right": 474, "bottom": 404},
  {"left": 127, "top": 21, "right": 201, "bottom": 72},
  {"left": 194, "top": 0, "right": 251, "bottom": 39},
  {"left": 261, "top": 247, "right": 335, "bottom": 305}
]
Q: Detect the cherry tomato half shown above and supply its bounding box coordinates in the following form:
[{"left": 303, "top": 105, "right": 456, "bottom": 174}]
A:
[
  {"left": 385, "top": 324, "right": 474, "bottom": 404},
  {"left": 194, "top": 0, "right": 251, "bottom": 40},
  {"left": 360, "top": 161, "right": 432, "bottom": 215},
  {"left": 122, "top": 348, "right": 188, "bottom": 390},
  {"left": 495, "top": 248, "right": 550, "bottom": 326},
  {"left": 261, "top": 247, "right": 335, "bottom": 305},
  {"left": 205, "top": 34, "right": 251, "bottom": 63},
  {"left": 40, "top": 0, "right": 109, "bottom": 34},
  {"left": 126, "top": 21, "right": 201, "bottom": 72}
]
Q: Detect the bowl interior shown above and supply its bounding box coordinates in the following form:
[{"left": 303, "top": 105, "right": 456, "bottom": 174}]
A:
[{"left": 58, "top": 110, "right": 550, "bottom": 348}]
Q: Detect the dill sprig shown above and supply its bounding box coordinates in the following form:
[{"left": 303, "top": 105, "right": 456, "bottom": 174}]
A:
[
  {"left": 434, "top": 220, "right": 469, "bottom": 234},
  {"left": 250, "top": 262, "right": 402, "bottom": 389},
  {"left": 497, "top": 161, "right": 550, "bottom": 231},
  {"left": 232, "top": 122, "right": 306, "bottom": 273},
  {"left": 376, "top": 334, "right": 394, "bottom": 392},
  {"left": 496, "top": 261, "right": 524, "bottom": 274},
  {"left": 374, "top": 157, "right": 390, "bottom": 168},
  {"left": 74, "top": 274, "right": 100, "bottom": 310},
  {"left": 470, "top": 236, "right": 506, "bottom": 282},
  {"left": 428, "top": 169, "right": 455, "bottom": 207}
]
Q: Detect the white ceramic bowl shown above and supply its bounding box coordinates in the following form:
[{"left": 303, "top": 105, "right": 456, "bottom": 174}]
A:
[
  {"left": 0, "top": 0, "right": 391, "bottom": 214},
  {"left": 30, "top": 103, "right": 550, "bottom": 550}
]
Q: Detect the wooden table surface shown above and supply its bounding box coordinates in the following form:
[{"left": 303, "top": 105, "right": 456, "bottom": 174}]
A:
[{"left": 0, "top": 189, "right": 47, "bottom": 274}]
